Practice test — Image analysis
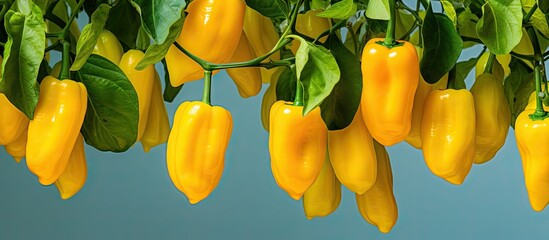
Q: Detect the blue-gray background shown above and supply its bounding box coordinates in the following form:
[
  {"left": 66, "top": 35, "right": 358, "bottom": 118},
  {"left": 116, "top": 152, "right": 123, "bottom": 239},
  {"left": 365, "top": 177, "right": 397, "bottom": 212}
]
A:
[{"left": 2, "top": 17, "right": 549, "bottom": 240}]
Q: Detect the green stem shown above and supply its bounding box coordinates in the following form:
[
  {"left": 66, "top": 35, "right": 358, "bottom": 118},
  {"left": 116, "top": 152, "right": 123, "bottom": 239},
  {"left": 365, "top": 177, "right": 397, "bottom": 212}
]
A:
[
  {"left": 530, "top": 61, "right": 547, "bottom": 120},
  {"left": 348, "top": 24, "right": 360, "bottom": 57},
  {"left": 461, "top": 36, "right": 483, "bottom": 44},
  {"left": 313, "top": 19, "right": 347, "bottom": 44},
  {"left": 510, "top": 51, "right": 537, "bottom": 62},
  {"left": 399, "top": 22, "right": 418, "bottom": 40},
  {"left": 483, "top": 52, "right": 496, "bottom": 74},
  {"left": 527, "top": 26, "right": 542, "bottom": 61},
  {"left": 45, "top": 41, "right": 61, "bottom": 52},
  {"left": 59, "top": 41, "right": 70, "bottom": 80},
  {"left": 523, "top": 4, "right": 538, "bottom": 23},
  {"left": 383, "top": 0, "right": 397, "bottom": 46},
  {"left": 61, "top": 0, "right": 85, "bottom": 39},
  {"left": 202, "top": 70, "right": 212, "bottom": 105},
  {"left": 293, "top": 80, "right": 303, "bottom": 106}
]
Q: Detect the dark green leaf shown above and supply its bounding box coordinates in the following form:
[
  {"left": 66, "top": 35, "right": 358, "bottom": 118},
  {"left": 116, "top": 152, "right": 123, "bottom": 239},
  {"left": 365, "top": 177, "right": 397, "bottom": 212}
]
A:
[
  {"left": 454, "top": 57, "right": 478, "bottom": 89},
  {"left": 77, "top": 54, "right": 139, "bottom": 152},
  {"left": 316, "top": 0, "right": 357, "bottom": 19},
  {"left": 295, "top": 40, "right": 341, "bottom": 115},
  {"left": 105, "top": 0, "right": 141, "bottom": 49},
  {"left": 320, "top": 34, "right": 361, "bottom": 130},
  {"left": 0, "top": 1, "right": 46, "bottom": 119},
  {"left": 476, "top": 0, "right": 522, "bottom": 54},
  {"left": 70, "top": 4, "right": 111, "bottom": 71},
  {"left": 246, "top": 0, "right": 288, "bottom": 19},
  {"left": 504, "top": 58, "right": 535, "bottom": 128},
  {"left": 538, "top": 0, "right": 549, "bottom": 13},
  {"left": 161, "top": 59, "right": 182, "bottom": 102},
  {"left": 130, "top": 0, "right": 186, "bottom": 44},
  {"left": 136, "top": 14, "right": 184, "bottom": 70},
  {"left": 275, "top": 66, "right": 297, "bottom": 102},
  {"left": 420, "top": 4, "right": 463, "bottom": 84}
]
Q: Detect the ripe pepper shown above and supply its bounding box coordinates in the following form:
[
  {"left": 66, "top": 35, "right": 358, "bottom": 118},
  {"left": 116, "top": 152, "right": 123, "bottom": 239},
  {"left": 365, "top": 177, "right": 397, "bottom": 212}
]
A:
[
  {"left": 356, "top": 141, "right": 398, "bottom": 234},
  {"left": 470, "top": 73, "right": 511, "bottom": 164},
  {"left": 302, "top": 154, "right": 341, "bottom": 219},
  {"left": 166, "top": 101, "right": 233, "bottom": 204},
  {"left": 55, "top": 134, "right": 87, "bottom": 200},
  {"left": 515, "top": 106, "right": 549, "bottom": 211},
  {"left": 119, "top": 50, "right": 156, "bottom": 141},
  {"left": 226, "top": 31, "right": 262, "bottom": 98},
  {"left": 261, "top": 77, "right": 278, "bottom": 131},
  {"left": 26, "top": 76, "right": 87, "bottom": 185},
  {"left": 0, "top": 93, "right": 29, "bottom": 145},
  {"left": 243, "top": 7, "right": 281, "bottom": 83},
  {"left": 165, "top": 0, "right": 246, "bottom": 86},
  {"left": 4, "top": 125, "right": 28, "bottom": 163},
  {"left": 269, "top": 101, "right": 327, "bottom": 200},
  {"left": 475, "top": 52, "right": 505, "bottom": 81},
  {"left": 140, "top": 70, "right": 170, "bottom": 152},
  {"left": 290, "top": 9, "right": 332, "bottom": 54},
  {"left": 93, "top": 29, "right": 124, "bottom": 64},
  {"left": 361, "top": 38, "right": 419, "bottom": 146},
  {"left": 327, "top": 106, "right": 377, "bottom": 194},
  {"left": 421, "top": 89, "right": 475, "bottom": 184}
]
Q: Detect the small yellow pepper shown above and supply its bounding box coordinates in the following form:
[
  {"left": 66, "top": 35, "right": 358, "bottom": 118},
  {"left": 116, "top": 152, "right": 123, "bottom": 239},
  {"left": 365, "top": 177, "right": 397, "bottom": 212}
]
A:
[
  {"left": 93, "top": 29, "right": 124, "bottom": 64},
  {"left": 0, "top": 93, "right": 29, "bottom": 145},
  {"left": 302, "top": 154, "right": 341, "bottom": 219},
  {"left": 140, "top": 70, "right": 170, "bottom": 152},
  {"left": 4, "top": 125, "right": 28, "bottom": 163},
  {"left": 226, "top": 31, "right": 262, "bottom": 98},
  {"left": 55, "top": 134, "right": 87, "bottom": 200}
]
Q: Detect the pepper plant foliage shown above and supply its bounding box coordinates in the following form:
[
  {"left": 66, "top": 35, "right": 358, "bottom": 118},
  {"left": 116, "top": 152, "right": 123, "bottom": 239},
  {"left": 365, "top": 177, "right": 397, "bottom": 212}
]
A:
[{"left": 0, "top": 0, "right": 546, "bottom": 152}]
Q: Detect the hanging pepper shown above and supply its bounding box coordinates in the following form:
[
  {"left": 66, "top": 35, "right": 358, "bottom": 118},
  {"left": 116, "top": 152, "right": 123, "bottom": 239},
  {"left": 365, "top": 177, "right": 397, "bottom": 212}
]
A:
[
  {"left": 93, "top": 29, "right": 124, "bottom": 64},
  {"left": 290, "top": 9, "right": 332, "bottom": 54},
  {"left": 165, "top": 0, "right": 246, "bottom": 86},
  {"left": 0, "top": 93, "right": 29, "bottom": 145},
  {"left": 26, "top": 76, "right": 88, "bottom": 185},
  {"left": 166, "top": 101, "right": 233, "bottom": 204},
  {"left": 119, "top": 50, "right": 156, "bottom": 141},
  {"left": 470, "top": 73, "right": 511, "bottom": 164},
  {"left": 55, "top": 134, "right": 87, "bottom": 200},
  {"left": 302, "top": 153, "right": 341, "bottom": 219},
  {"left": 226, "top": 31, "right": 262, "bottom": 98},
  {"left": 328, "top": 106, "right": 377, "bottom": 194},
  {"left": 361, "top": 38, "right": 419, "bottom": 146},
  {"left": 356, "top": 141, "right": 398, "bottom": 234},
  {"left": 475, "top": 52, "right": 505, "bottom": 81},
  {"left": 140, "top": 70, "right": 171, "bottom": 152},
  {"left": 269, "top": 101, "right": 327, "bottom": 200},
  {"left": 4, "top": 125, "right": 28, "bottom": 163},
  {"left": 261, "top": 77, "right": 279, "bottom": 131},
  {"left": 421, "top": 89, "right": 475, "bottom": 184},
  {"left": 242, "top": 7, "right": 281, "bottom": 83}
]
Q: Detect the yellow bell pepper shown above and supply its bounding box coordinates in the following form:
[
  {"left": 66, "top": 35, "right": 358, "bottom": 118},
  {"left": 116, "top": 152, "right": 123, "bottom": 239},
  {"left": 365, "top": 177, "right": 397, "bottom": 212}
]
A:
[
  {"left": 327, "top": 106, "right": 377, "bottom": 194},
  {"left": 4, "top": 125, "right": 28, "bottom": 163},
  {"left": 93, "top": 29, "right": 124, "bottom": 64},
  {"left": 26, "top": 76, "right": 87, "bottom": 185},
  {"left": 421, "top": 89, "right": 475, "bottom": 184},
  {"left": 165, "top": 0, "right": 246, "bottom": 86},
  {"left": 269, "top": 101, "right": 327, "bottom": 200},
  {"left": 0, "top": 93, "right": 29, "bottom": 145},
  {"left": 302, "top": 154, "right": 341, "bottom": 219},
  {"left": 55, "top": 134, "right": 87, "bottom": 200},
  {"left": 166, "top": 101, "right": 233, "bottom": 204},
  {"left": 290, "top": 9, "right": 332, "bottom": 54},
  {"left": 356, "top": 141, "right": 398, "bottom": 234},
  {"left": 140, "top": 70, "right": 170, "bottom": 152},
  {"left": 119, "top": 50, "right": 156, "bottom": 141},
  {"left": 226, "top": 31, "right": 262, "bottom": 98}
]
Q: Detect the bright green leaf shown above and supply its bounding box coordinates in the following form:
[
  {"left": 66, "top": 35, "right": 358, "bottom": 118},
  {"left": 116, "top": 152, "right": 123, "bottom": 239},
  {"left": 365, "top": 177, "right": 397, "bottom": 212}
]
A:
[
  {"left": 476, "top": 0, "right": 523, "bottom": 54},
  {"left": 522, "top": 0, "right": 549, "bottom": 38},
  {"left": 366, "top": 0, "right": 389, "bottom": 20},
  {"left": 316, "top": 0, "right": 357, "bottom": 19},
  {"left": 441, "top": 0, "right": 457, "bottom": 26},
  {"left": 70, "top": 4, "right": 111, "bottom": 71},
  {"left": 246, "top": 0, "right": 288, "bottom": 19},
  {"left": 136, "top": 14, "right": 184, "bottom": 70},
  {"left": 130, "top": 0, "right": 186, "bottom": 44}
]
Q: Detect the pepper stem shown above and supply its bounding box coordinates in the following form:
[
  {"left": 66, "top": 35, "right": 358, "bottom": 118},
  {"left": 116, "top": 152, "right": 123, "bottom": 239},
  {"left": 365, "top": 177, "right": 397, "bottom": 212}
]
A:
[
  {"left": 383, "top": 0, "right": 397, "bottom": 47},
  {"left": 530, "top": 62, "right": 548, "bottom": 120},
  {"left": 59, "top": 41, "right": 70, "bottom": 80},
  {"left": 483, "top": 52, "right": 496, "bottom": 74},
  {"left": 293, "top": 80, "right": 304, "bottom": 107},
  {"left": 202, "top": 70, "right": 212, "bottom": 105}
]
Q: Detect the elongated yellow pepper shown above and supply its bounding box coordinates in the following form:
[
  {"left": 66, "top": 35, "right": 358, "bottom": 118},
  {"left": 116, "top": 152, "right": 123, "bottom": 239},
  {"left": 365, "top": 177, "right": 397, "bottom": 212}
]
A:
[
  {"left": 0, "top": 93, "right": 29, "bottom": 145},
  {"left": 93, "top": 29, "right": 124, "bottom": 64},
  {"left": 226, "top": 31, "right": 262, "bottom": 98},
  {"left": 140, "top": 70, "right": 170, "bottom": 152},
  {"left": 55, "top": 134, "right": 87, "bottom": 200},
  {"left": 4, "top": 125, "right": 28, "bottom": 163},
  {"left": 302, "top": 154, "right": 341, "bottom": 219}
]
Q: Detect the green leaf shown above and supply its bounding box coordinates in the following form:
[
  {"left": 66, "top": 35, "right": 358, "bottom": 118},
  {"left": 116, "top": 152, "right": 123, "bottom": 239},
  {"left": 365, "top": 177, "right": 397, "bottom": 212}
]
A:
[
  {"left": 320, "top": 34, "right": 361, "bottom": 130},
  {"left": 33, "top": 0, "right": 50, "bottom": 12},
  {"left": 130, "top": 0, "right": 186, "bottom": 44},
  {"left": 276, "top": 66, "right": 297, "bottom": 102},
  {"left": 0, "top": 1, "right": 46, "bottom": 119},
  {"left": 441, "top": 0, "right": 457, "bottom": 25},
  {"left": 295, "top": 40, "right": 340, "bottom": 115},
  {"left": 246, "top": 0, "right": 288, "bottom": 19},
  {"left": 522, "top": 0, "right": 549, "bottom": 38},
  {"left": 366, "top": 0, "right": 389, "bottom": 20},
  {"left": 504, "top": 59, "right": 534, "bottom": 128},
  {"left": 77, "top": 54, "right": 139, "bottom": 152},
  {"left": 136, "top": 13, "right": 184, "bottom": 70},
  {"left": 70, "top": 4, "right": 111, "bottom": 71},
  {"left": 539, "top": 0, "right": 549, "bottom": 13},
  {"left": 476, "top": 0, "right": 523, "bottom": 54},
  {"left": 46, "top": 0, "right": 79, "bottom": 53},
  {"left": 457, "top": 8, "right": 479, "bottom": 39},
  {"left": 316, "top": 0, "right": 357, "bottom": 19},
  {"left": 161, "top": 59, "right": 182, "bottom": 102},
  {"left": 395, "top": 9, "right": 415, "bottom": 40},
  {"left": 420, "top": 4, "right": 463, "bottom": 84},
  {"left": 105, "top": 0, "right": 141, "bottom": 49},
  {"left": 312, "top": 0, "right": 330, "bottom": 9},
  {"left": 454, "top": 57, "right": 478, "bottom": 89}
]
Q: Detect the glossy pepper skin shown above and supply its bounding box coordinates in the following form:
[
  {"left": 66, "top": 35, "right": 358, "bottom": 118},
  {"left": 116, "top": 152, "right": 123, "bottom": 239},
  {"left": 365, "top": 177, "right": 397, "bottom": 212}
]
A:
[
  {"left": 515, "top": 105, "right": 549, "bottom": 211},
  {"left": 119, "top": 50, "right": 156, "bottom": 141},
  {"left": 356, "top": 141, "right": 398, "bottom": 234},
  {"left": 290, "top": 10, "right": 331, "bottom": 54},
  {"left": 4, "top": 125, "right": 28, "bottom": 163},
  {"left": 92, "top": 29, "right": 124, "bottom": 64},
  {"left": 166, "top": 101, "right": 233, "bottom": 204},
  {"left": 165, "top": 0, "right": 245, "bottom": 86},
  {"left": 269, "top": 101, "right": 327, "bottom": 200},
  {"left": 243, "top": 7, "right": 281, "bottom": 83},
  {"left": 421, "top": 89, "right": 475, "bottom": 185},
  {"left": 328, "top": 106, "right": 377, "bottom": 194},
  {"left": 226, "top": 31, "right": 262, "bottom": 98},
  {"left": 140, "top": 70, "right": 170, "bottom": 152},
  {"left": 27, "top": 76, "right": 87, "bottom": 185},
  {"left": 0, "top": 93, "right": 29, "bottom": 145},
  {"left": 470, "top": 73, "right": 510, "bottom": 164},
  {"left": 302, "top": 154, "right": 341, "bottom": 219},
  {"left": 361, "top": 39, "right": 419, "bottom": 146},
  {"left": 55, "top": 134, "right": 87, "bottom": 200}
]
